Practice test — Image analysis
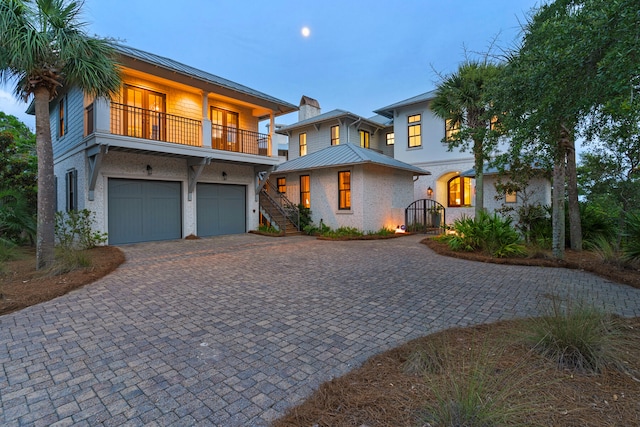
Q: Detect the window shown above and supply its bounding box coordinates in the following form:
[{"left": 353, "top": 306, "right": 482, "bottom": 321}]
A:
[
  {"left": 124, "top": 85, "right": 166, "bottom": 140},
  {"left": 58, "top": 97, "right": 67, "bottom": 137},
  {"left": 338, "top": 171, "right": 351, "bottom": 210},
  {"left": 300, "top": 175, "right": 310, "bottom": 208},
  {"left": 359, "top": 130, "right": 370, "bottom": 148},
  {"left": 331, "top": 125, "right": 340, "bottom": 145},
  {"left": 277, "top": 177, "right": 286, "bottom": 194},
  {"left": 386, "top": 132, "right": 394, "bottom": 145},
  {"left": 490, "top": 115, "right": 499, "bottom": 131},
  {"left": 505, "top": 190, "right": 517, "bottom": 203},
  {"left": 448, "top": 176, "right": 473, "bottom": 207},
  {"left": 211, "top": 107, "right": 239, "bottom": 150},
  {"left": 65, "top": 169, "right": 78, "bottom": 211},
  {"left": 408, "top": 114, "right": 421, "bottom": 147},
  {"left": 299, "top": 133, "right": 307, "bottom": 156},
  {"left": 445, "top": 118, "right": 460, "bottom": 141}
]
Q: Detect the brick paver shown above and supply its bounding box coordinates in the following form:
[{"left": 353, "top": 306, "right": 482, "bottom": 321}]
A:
[{"left": 2, "top": 234, "right": 640, "bottom": 426}]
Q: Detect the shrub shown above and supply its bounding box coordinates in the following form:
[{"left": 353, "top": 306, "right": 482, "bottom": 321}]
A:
[
  {"left": 258, "top": 224, "right": 281, "bottom": 234},
  {"left": 444, "top": 211, "right": 527, "bottom": 257},
  {"left": 48, "top": 247, "right": 92, "bottom": 276},
  {"left": 526, "top": 296, "right": 630, "bottom": 373},
  {"left": 0, "top": 188, "right": 36, "bottom": 244},
  {"left": 297, "top": 205, "right": 312, "bottom": 230},
  {"left": 322, "top": 226, "right": 363, "bottom": 238},
  {"left": 579, "top": 203, "right": 617, "bottom": 249},
  {"left": 623, "top": 211, "right": 640, "bottom": 264},
  {"left": 55, "top": 209, "right": 107, "bottom": 250}
]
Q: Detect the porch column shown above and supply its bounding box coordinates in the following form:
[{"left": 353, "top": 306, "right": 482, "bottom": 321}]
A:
[
  {"left": 202, "top": 91, "right": 211, "bottom": 148},
  {"left": 268, "top": 112, "right": 274, "bottom": 157},
  {"left": 94, "top": 96, "right": 111, "bottom": 133}
]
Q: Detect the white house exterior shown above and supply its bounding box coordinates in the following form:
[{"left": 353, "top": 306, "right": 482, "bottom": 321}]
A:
[
  {"left": 271, "top": 143, "right": 428, "bottom": 232},
  {"left": 48, "top": 45, "right": 296, "bottom": 244},
  {"left": 374, "top": 91, "right": 551, "bottom": 223}
]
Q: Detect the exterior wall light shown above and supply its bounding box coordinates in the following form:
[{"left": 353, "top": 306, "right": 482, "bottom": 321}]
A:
[
  {"left": 222, "top": 171, "right": 228, "bottom": 180},
  {"left": 427, "top": 186, "right": 433, "bottom": 198},
  {"left": 146, "top": 164, "right": 152, "bottom": 175}
]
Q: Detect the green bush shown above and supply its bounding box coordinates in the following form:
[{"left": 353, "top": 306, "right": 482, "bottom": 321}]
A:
[
  {"left": 443, "top": 211, "right": 526, "bottom": 257},
  {"left": 258, "top": 224, "right": 280, "bottom": 234},
  {"left": 55, "top": 209, "right": 107, "bottom": 250},
  {"left": 297, "top": 204, "right": 312, "bottom": 230},
  {"left": 579, "top": 203, "right": 617, "bottom": 249},
  {"left": 623, "top": 211, "right": 640, "bottom": 263},
  {"left": 48, "top": 247, "right": 92, "bottom": 276},
  {"left": 0, "top": 188, "right": 36, "bottom": 244},
  {"left": 322, "top": 226, "right": 363, "bottom": 238}
]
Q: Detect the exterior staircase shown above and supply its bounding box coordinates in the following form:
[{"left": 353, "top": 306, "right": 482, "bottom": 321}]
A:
[{"left": 259, "top": 182, "right": 302, "bottom": 236}]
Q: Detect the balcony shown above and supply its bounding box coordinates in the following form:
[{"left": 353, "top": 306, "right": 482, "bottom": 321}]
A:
[{"left": 85, "top": 102, "right": 272, "bottom": 158}]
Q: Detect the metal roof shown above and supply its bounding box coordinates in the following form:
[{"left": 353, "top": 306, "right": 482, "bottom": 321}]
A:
[
  {"left": 373, "top": 90, "right": 438, "bottom": 118},
  {"left": 275, "top": 109, "right": 387, "bottom": 134},
  {"left": 274, "top": 143, "right": 430, "bottom": 175},
  {"left": 115, "top": 45, "right": 297, "bottom": 113}
]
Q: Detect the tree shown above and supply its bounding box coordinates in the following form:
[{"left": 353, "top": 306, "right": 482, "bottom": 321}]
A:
[
  {"left": 0, "top": 0, "right": 121, "bottom": 268},
  {"left": 493, "top": 0, "right": 640, "bottom": 259},
  {"left": 0, "top": 112, "right": 37, "bottom": 206},
  {"left": 431, "top": 61, "right": 502, "bottom": 216}
]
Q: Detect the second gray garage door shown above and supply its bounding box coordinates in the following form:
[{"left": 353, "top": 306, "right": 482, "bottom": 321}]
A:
[{"left": 197, "top": 183, "right": 246, "bottom": 237}]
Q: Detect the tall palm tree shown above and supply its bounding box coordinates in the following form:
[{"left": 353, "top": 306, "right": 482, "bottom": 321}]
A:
[
  {"left": 0, "top": 0, "right": 120, "bottom": 269},
  {"left": 431, "top": 61, "right": 501, "bottom": 216}
]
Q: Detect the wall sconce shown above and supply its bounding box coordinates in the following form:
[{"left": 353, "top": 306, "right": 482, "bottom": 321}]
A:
[
  {"left": 427, "top": 186, "right": 433, "bottom": 198},
  {"left": 222, "top": 171, "right": 227, "bottom": 181},
  {"left": 146, "top": 164, "right": 152, "bottom": 176}
]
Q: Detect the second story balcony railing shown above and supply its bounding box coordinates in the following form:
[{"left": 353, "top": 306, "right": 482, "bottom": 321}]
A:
[
  {"left": 211, "top": 124, "right": 270, "bottom": 156},
  {"left": 109, "top": 102, "right": 202, "bottom": 147},
  {"left": 85, "top": 102, "right": 272, "bottom": 158}
]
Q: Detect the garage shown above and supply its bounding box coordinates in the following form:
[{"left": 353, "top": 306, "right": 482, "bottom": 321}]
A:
[
  {"left": 197, "top": 183, "right": 246, "bottom": 237},
  {"left": 108, "top": 179, "right": 182, "bottom": 244}
]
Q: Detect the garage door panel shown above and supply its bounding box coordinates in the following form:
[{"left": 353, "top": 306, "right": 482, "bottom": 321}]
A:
[
  {"left": 197, "top": 183, "right": 245, "bottom": 237},
  {"left": 108, "top": 179, "right": 181, "bottom": 244}
]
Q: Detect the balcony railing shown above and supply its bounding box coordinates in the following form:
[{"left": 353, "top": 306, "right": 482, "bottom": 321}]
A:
[
  {"left": 211, "top": 124, "right": 270, "bottom": 156},
  {"left": 110, "top": 102, "right": 202, "bottom": 147},
  {"left": 85, "top": 102, "right": 271, "bottom": 157}
]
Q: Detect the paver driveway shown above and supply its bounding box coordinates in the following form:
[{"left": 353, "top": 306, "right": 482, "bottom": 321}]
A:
[{"left": 2, "top": 234, "right": 640, "bottom": 426}]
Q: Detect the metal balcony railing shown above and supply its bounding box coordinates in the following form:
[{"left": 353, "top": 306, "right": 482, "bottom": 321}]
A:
[
  {"left": 109, "top": 102, "right": 202, "bottom": 147},
  {"left": 211, "top": 123, "right": 270, "bottom": 156}
]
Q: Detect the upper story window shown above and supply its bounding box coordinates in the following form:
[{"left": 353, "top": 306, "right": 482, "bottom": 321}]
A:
[
  {"left": 300, "top": 175, "right": 310, "bottom": 208},
  {"left": 211, "top": 107, "right": 239, "bottom": 150},
  {"left": 490, "top": 115, "right": 499, "bottom": 131},
  {"left": 448, "top": 176, "right": 473, "bottom": 207},
  {"left": 331, "top": 125, "right": 340, "bottom": 145},
  {"left": 505, "top": 190, "right": 517, "bottom": 203},
  {"left": 359, "top": 130, "right": 370, "bottom": 148},
  {"left": 445, "top": 119, "right": 460, "bottom": 142},
  {"left": 123, "top": 85, "right": 166, "bottom": 140},
  {"left": 338, "top": 171, "right": 351, "bottom": 210},
  {"left": 277, "top": 177, "right": 286, "bottom": 194},
  {"left": 58, "top": 97, "right": 67, "bottom": 138},
  {"left": 299, "top": 133, "right": 307, "bottom": 156},
  {"left": 65, "top": 169, "right": 78, "bottom": 211},
  {"left": 408, "top": 114, "right": 421, "bottom": 147},
  {"left": 386, "top": 132, "right": 394, "bottom": 145}
]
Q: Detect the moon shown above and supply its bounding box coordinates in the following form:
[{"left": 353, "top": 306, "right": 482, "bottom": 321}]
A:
[{"left": 301, "top": 27, "right": 310, "bottom": 37}]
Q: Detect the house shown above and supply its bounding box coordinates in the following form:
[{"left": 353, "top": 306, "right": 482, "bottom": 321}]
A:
[
  {"left": 266, "top": 97, "right": 427, "bottom": 232},
  {"left": 48, "top": 44, "right": 296, "bottom": 244},
  {"left": 373, "top": 91, "right": 551, "bottom": 222},
  {"left": 270, "top": 92, "right": 551, "bottom": 231}
]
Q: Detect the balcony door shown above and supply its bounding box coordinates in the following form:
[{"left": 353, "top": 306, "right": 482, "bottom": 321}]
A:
[
  {"left": 124, "top": 85, "right": 166, "bottom": 140},
  {"left": 210, "top": 107, "right": 239, "bottom": 151}
]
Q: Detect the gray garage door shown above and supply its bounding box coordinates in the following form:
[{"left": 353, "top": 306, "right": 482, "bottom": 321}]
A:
[
  {"left": 197, "top": 183, "right": 246, "bottom": 237},
  {"left": 108, "top": 179, "right": 182, "bottom": 244}
]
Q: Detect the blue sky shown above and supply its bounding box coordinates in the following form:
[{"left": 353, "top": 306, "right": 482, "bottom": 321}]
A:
[{"left": 1, "top": 0, "right": 539, "bottom": 130}]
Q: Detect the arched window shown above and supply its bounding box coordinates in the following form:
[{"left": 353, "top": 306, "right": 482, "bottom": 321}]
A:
[{"left": 448, "top": 176, "right": 473, "bottom": 207}]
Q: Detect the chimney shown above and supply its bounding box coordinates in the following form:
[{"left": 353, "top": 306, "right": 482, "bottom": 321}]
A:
[{"left": 299, "top": 95, "right": 321, "bottom": 121}]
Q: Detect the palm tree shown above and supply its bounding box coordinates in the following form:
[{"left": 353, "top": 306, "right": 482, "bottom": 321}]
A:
[
  {"left": 431, "top": 61, "right": 501, "bottom": 216},
  {"left": 0, "top": 0, "right": 120, "bottom": 269}
]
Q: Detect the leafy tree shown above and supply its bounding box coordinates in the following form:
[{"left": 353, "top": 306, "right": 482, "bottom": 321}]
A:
[
  {"left": 431, "top": 61, "right": 502, "bottom": 216},
  {"left": 0, "top": 112, "right": 37, "bottom": 208},
  {"left": 0, "top": 0, "right": 121, "bottom": 268},
  {"left": 493, "top": 0, "right": 640, "bottom": 259}
]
